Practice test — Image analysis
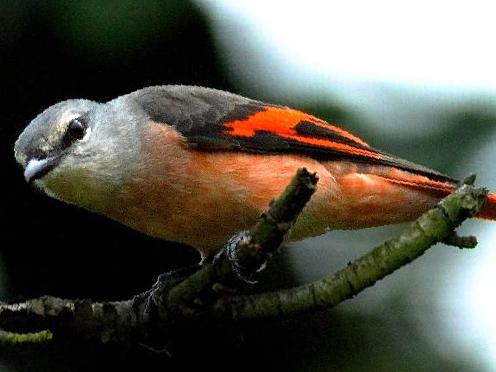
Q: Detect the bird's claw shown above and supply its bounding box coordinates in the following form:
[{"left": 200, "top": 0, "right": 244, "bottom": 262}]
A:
[
  {"left": 138, "top": 263, "right": 202, "bottom": 317},
  {"left": 213, "top": 231, "right": 266, "bottom": 284}
]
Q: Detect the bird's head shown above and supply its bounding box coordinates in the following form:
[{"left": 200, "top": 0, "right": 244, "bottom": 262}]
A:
[{"left": 14, "top": 99, "right": 142, "bottom": 211}]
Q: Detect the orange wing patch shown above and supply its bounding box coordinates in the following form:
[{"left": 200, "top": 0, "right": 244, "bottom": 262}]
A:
[
  {"left": 223, "top": 106, "right": 382, "bottom": 160},
  {"left": 221, "top": 105, "right": 457, "bottom": 187}
]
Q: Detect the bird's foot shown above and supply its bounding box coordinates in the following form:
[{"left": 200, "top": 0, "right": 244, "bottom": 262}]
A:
[
  {"left": 136, "top": 263, "right": 202, "bottom": 317},
  {"left": 213, "top": 231, "right": 267, "bottom": 284}
]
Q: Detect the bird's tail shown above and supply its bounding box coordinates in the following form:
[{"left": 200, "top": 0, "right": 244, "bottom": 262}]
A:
[
  {"left": 478, "top": 192, "right": 496, "bottom": 220},
  {"left": 375, "top": 170, "right": 496, "bottom": 221}
]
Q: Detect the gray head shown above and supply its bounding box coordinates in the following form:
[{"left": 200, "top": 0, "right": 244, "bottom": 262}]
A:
[{"left": 14, "top": 98, "right": 142, "bottom": 211}]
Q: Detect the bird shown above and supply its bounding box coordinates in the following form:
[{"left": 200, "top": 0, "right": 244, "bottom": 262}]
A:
[{"left": 14, "top": 85, "right": 496, "bottom": 259}]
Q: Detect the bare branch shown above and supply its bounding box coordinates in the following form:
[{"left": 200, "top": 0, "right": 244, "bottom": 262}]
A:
[
  {"left": 0, "top": 296, "right": 141, "bottom": 344},
  {"left": 213, "top": 184, "right": 488, "bottom": 320},
  {"left": 0, "top": 171, "right": 487, "bottom": 346},
  {"left": 164, "top": 168, "right": 318, "bottom": 308}
]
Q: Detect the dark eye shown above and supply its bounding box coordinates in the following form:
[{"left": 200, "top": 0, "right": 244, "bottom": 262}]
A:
[{"left": 67, "top": 118, "right": 87, "bottom": 140}]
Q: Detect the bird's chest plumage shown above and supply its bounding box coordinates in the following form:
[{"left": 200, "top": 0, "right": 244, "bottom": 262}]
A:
[
  {"left": 103, "top": 123, "right": 444, "bottom": 257},
  {"left": 117, "top": 157, "right": 333, "bottom": 256},
  {"left": 103, "top": 122, "right": 335, "bottom": 256}
]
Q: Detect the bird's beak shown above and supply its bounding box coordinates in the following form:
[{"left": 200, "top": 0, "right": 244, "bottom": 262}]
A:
[{"left": 24, "top": 157, "right": 58, "bottom": 183}]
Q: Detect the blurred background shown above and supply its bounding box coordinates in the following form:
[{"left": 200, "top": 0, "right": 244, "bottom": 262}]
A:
[{"left": 1, "top": 1, "right": 496, "bottom": 371}]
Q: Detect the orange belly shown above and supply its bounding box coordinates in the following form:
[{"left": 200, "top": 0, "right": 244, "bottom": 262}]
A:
[{"left": 106, "top": 123, "right": 446, "bottom": 257}]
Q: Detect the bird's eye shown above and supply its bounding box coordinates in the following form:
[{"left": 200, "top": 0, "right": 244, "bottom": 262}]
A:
[{"left": 67, "top": 118, "right": 87, "bottom": 140}]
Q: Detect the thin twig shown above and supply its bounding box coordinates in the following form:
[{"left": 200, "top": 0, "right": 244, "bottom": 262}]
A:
[
  {"left": 0, "top": 329, "right": 52, "bottom": 344},
  {"left": 213, "top": 184, "right": 488, "bottom": 320},
  {"left": 164, "top": 168, "right": 318, "bottom": 309}
]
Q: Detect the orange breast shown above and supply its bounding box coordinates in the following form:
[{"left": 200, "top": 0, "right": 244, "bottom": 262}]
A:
[{"left": 105, "top": 123, "right": 449, "bottom": 257}]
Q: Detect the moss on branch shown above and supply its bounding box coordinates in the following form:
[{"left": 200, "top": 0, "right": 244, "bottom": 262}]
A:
[{"left": 0, "top": 330, "right": 52, "bottom": 344}]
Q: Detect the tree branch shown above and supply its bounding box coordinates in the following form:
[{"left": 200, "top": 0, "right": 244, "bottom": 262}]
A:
[
  {"left": 213, "top": 184, "right": 488, "bottom": 319},
  {"left": 0, "top": 170, "right": 487, "bottom": 346},
  {"left": 164, "top": 168, "right": 318, "bottom": 308}
]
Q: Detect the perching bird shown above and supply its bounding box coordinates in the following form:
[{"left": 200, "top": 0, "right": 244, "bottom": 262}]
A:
[{"left": 14, "top": 85, "right": 496, "bottom": 258}]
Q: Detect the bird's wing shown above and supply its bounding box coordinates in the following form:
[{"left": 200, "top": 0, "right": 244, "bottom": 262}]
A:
[{"left": 132, "top": 85, "right": 456, "bottom": 184}]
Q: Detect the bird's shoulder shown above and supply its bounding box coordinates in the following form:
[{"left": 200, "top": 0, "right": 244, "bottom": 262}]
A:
[{"left": 129, "top": 85, "right": 267, "bottom": 134}]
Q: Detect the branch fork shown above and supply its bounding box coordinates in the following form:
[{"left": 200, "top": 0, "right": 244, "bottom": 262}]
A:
[{"left": 0, "top": 170, "right": 487, "bottom": 345}]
